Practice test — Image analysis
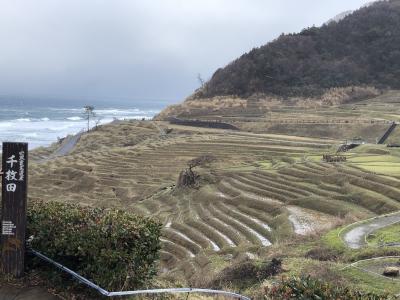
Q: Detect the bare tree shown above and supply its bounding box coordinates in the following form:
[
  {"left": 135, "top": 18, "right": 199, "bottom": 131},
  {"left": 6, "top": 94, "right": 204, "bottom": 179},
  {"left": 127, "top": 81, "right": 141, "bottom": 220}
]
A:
[
  {"left": 197, "top": 73, "right": 205, "bottom": 88},
  {"left": 94, "top": 117, "right": 102, "bottom": 130},
  {"left": 187, "top": 155, "right": 216, "bottom": 171},
  {"left": 83, "top": 105, "right": 96, "bottom": 132},
  {"left": 177, "top": 155, "right": 216, "bottom": 188}
]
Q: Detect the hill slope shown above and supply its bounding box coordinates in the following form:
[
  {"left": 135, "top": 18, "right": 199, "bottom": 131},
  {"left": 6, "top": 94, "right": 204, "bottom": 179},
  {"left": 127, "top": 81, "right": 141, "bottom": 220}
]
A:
[
  {"left": 195, "top": 0, "right": 400, "bottom": 99},
  {"left": 156, "top": 0, "right": 400, "bottom": 122},
  {"left": 27, "top": 120, "right": 400, "bottom": 296}
]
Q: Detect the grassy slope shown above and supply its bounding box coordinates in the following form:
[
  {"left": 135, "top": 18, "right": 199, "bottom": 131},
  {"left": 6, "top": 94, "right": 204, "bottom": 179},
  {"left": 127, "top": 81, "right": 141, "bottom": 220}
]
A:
[
  {"left": 367, "top": 223, "right": 400, "bottom": 246},
  {"left": 157, "top": 90, "right": 400, "bottom": 142},
  {"left": 25, "top": 94, "right": 400, "bottom": 297}
]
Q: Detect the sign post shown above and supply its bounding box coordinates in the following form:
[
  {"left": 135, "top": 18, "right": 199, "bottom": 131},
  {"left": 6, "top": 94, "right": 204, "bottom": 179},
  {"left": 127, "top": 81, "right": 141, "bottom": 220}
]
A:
[{"left": 1, "top": 142, "right": 28, "bottom": 277}]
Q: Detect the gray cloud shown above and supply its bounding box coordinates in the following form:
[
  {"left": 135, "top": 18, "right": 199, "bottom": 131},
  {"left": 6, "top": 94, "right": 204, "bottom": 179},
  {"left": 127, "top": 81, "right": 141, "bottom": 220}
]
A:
[{"left": 0, "top": 0, "right": 373, "bottom": 103}]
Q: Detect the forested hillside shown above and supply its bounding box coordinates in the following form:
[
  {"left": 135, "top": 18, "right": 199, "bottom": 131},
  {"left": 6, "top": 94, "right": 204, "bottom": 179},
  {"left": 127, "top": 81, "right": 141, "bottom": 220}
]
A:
[{"left": 195, "top": 0, "right": 400, "bottom": 99}]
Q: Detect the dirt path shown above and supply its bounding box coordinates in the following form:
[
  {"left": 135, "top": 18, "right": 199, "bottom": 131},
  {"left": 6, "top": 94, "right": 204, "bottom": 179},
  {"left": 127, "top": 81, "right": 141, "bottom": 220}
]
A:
[{"left": 343, "top": 212, "right": 400, "bottom": 249}]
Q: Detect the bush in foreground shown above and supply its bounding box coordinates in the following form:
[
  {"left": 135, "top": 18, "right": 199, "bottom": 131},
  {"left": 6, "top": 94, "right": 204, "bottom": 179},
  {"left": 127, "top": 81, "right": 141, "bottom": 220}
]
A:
[
  {"left": 264, "top": 276, "right": 391, "bottom": 300},
  {"left": 27, "top": 200, "right": 162, "bottom": 291}
]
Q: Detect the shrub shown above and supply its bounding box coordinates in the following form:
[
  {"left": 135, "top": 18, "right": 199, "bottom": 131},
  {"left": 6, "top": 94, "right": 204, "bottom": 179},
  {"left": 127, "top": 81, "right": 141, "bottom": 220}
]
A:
[
  {"left": 280, "top": 156, "right": 296, "bottom": 164},
  {"left": 27, "top": 200, "right": 162, "bottom": 291},
  {"left": 305, "top": 246, "right": 341, "bottom": 261},
  {"left": 209, "top": 258, "right": 282, "bottom": 289},
  {"left": 264, "top": 276, "right": 391, "bottom": 300}
]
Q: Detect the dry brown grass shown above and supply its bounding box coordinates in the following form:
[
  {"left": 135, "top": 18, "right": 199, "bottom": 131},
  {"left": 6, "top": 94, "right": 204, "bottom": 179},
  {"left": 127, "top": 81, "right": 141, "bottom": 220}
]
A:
[
  {"left": 154, "top": 96, "right": 248, "bottom": 120},
  {"left": 155, "top": 86, "right": 382, "bottom": 121},
  {"left": 25, "top": 110, "right": 400, "bottom": 289},
  {"left": 320, "top": 86, "right": 381, "bottom": 106},
  {"left": 26, "top": 121, "right": 343, "bottom": 282}
]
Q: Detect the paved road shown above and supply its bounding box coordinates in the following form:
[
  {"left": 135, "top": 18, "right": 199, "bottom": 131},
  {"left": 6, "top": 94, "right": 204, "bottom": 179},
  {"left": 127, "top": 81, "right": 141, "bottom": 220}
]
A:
[
  {"left": 343, "top": 212, "right": 400, "bottom": 249},
  {"left": 52, "top": 131, "right": 83, "bottom": 157},
  {"left": 153, "top": 121, "right": 167, "bottom": 137}
]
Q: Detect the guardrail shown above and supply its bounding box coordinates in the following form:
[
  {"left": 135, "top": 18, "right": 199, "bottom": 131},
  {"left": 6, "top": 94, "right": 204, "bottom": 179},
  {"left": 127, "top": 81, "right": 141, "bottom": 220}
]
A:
[{"left": 30, "top": 249, "right": 251, "bottom": 299}]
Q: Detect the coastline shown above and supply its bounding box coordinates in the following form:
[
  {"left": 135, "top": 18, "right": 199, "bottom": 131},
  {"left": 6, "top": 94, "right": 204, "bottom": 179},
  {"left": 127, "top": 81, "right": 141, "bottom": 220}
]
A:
[{"left": 0, "top": 106, "right": 160, "bottom": 150}]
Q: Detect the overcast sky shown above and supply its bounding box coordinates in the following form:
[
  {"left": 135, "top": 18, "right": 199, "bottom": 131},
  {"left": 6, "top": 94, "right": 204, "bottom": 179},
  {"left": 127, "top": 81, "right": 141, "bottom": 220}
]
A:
[{"left": 0, "top": 0, "right": 373, "bottom": 104}]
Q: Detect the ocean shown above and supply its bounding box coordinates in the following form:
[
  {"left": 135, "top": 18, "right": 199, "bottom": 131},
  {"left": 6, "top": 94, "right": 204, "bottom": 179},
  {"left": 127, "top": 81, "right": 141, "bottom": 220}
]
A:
[{"left": 0, "top": 98, "right": 165, "bottom": 150}]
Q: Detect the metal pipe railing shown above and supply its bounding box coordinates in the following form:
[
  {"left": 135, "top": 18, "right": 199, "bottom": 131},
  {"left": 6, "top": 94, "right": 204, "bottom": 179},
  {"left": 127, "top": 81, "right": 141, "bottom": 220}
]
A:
[{"left": 29, "top": 249, "right": 251, "bottom": 299}]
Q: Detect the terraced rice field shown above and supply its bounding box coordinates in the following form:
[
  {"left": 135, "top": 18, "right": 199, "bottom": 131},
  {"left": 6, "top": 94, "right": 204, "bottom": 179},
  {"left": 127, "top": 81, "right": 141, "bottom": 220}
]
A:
[{"left": 28, "top": 120, "right": 400, "bottom": 282}]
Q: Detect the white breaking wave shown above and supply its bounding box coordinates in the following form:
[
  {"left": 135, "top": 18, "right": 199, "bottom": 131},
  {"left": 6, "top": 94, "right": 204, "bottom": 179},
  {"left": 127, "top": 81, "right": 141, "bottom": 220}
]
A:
[
  {"left": 67, "top": 116, "right": 83, "bottom": 121},
  {"left": 0, "top": 105, "right": 160, "bottom": 150}
]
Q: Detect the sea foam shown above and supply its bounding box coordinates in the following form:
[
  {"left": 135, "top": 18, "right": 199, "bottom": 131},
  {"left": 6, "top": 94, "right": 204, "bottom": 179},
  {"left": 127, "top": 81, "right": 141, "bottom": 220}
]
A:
[
  {"left": 0, "top": 106, "right": 160, "bottom": 149},
  {"left": 67, "top": 116, "right": 83, "bottom": 121}
]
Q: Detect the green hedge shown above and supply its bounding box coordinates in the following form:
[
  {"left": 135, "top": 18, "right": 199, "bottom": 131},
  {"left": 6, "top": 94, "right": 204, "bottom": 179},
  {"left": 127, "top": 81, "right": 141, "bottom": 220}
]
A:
[
  {"left": 264, "top": 276, "right": 391, "bottom": 300},
  {"left": 27, "top": 201, "right": 162, "bottom": 291}
]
